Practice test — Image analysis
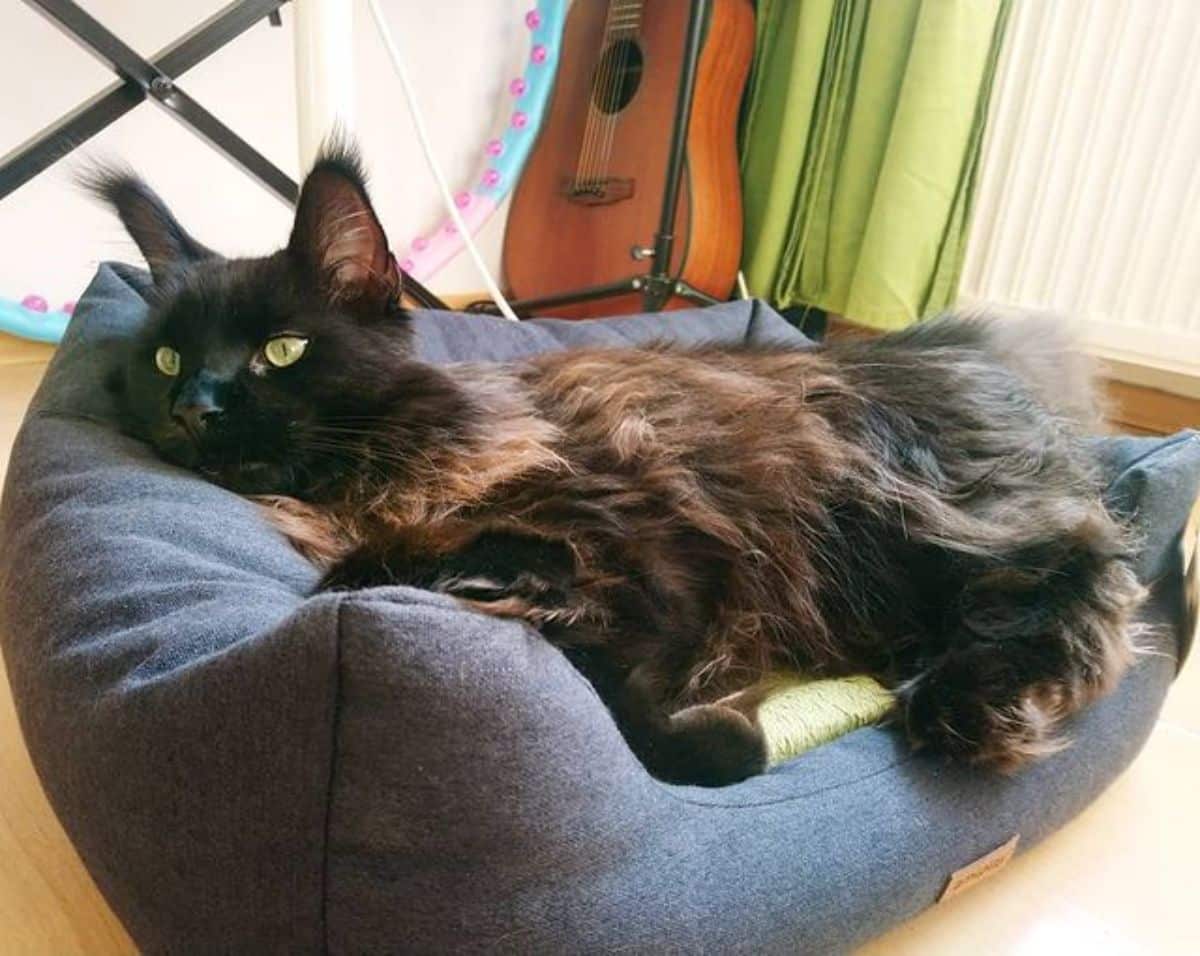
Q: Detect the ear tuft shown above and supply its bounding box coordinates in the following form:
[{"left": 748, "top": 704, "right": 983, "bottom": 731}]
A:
[
  {"left": 288, "top": 138, "right": 400, "bottom": 311},
  {"left": 79, "top": 164, "right": 216, "bottom": 285}
]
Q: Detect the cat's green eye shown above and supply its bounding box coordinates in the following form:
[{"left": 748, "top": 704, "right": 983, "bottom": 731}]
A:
[
  {"left": 262, "top": 335, "right": 309, "bottom": 369},
  {"left": 154, "top": 346, "right": 181, "bottom": 377}
]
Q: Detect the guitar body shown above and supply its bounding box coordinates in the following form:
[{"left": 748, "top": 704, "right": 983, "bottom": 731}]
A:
[{"left": 503, "top": 0, "right": 754, "bottom": 318}]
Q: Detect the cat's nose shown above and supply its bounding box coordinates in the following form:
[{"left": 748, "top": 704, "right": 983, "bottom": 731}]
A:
[{"left": 172, "top": 399, "right": 223, "bottom": 440}]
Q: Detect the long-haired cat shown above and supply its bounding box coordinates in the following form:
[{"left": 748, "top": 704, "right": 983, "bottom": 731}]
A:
[{"left": 94, "top": 145, "right": 1144, "bottom": 786}]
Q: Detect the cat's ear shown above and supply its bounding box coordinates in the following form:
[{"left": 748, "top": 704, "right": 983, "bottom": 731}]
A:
[
  {"left": 288, "top": 145, "right": 400, "bottom": 311},
  {"left": 82, "top": 167, "right": 217, "bottom": 285}
]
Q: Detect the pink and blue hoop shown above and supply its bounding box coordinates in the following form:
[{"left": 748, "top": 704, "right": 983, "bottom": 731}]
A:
[
  {"left": 399, "top": 1, "right": 566, "bottom": 282},
  {"left": 0, "top": 295, "right": 72, "bottom": 344}
]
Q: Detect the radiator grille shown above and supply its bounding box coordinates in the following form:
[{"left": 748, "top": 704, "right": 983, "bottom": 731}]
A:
[{"left": 959, "top": 0, "right": 1200, "bottom": 375}]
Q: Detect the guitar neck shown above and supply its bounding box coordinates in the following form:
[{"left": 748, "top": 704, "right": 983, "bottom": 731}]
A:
[{"left": 605, "top": 0, "right": 645, "bottom": 39}]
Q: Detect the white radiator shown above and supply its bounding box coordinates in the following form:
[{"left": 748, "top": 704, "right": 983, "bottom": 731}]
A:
[{"left": 959, "top": 0, "right": 1200, "bottom": 379}]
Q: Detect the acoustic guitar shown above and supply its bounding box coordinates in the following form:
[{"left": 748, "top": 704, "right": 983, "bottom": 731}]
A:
[{"left": 502, "top": 0, "right": 755, "bottom": 318}]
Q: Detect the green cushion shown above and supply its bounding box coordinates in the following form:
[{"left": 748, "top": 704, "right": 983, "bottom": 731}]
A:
[{"left": 758, "top": 675, "right": 894, "bottom": 765}]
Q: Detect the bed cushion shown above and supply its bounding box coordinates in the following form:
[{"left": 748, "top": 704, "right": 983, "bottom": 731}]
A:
[{"left": 1, "top": 263, "right": 1197, "bottom": 953}]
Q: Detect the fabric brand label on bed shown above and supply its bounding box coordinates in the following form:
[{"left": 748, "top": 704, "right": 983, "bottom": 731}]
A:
[{"left": 939, "top": 834, "right": 1020, "bottom": 902}]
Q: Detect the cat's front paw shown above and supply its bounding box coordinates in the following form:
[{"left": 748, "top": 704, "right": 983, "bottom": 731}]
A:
[
  {"left": 672, "top": 700, "right": 763, "bottom": 782},
  {"left": 651, "top": 704, "right": 768, "bottom": 787},
  {"left": 896, "top": 652, "right": 1068, "bottom": 773}
]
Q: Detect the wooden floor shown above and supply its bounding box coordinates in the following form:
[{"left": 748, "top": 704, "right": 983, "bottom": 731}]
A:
[
  {"left": 0, "top": 347, "right": 1198, "bottom": 954},
  {"left": 0, "top": 354, "right": 135, "bottom": 954},
  {"left": 1104, "top": 378, "right": 1200, "bottom": 436}
]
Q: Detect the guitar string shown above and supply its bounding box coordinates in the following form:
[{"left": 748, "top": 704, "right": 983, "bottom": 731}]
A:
[
  {"left": 593, "top": 0, "right": 634, "bottom": 185},
  {"left": 585, "top": 0, "right": 629, "bottom": 188},
  {"left": 595, "top": 0, "right": 643, "bottom": 188},
  {"left": 596, "top": 0, "right": 642, "bottom": 186},
  {"left": 574, "top": 0, "right": 620, "bottom": 191},
  {"left": 573, "top": 5, "right": 609, "bottom": 190},
  {"left": 585, "top": 0, "right": 639, "bottom": 189},
  {"left": 570, "top": 2, "right": 606, "bottom": 190},
  {"left": 591, "top": 0, "right": 639, "bottom": 188}
]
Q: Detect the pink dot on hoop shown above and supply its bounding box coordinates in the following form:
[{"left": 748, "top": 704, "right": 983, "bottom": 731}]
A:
[
  {"left": 400, "top": 258, "right": 415, "bottom": 272},
  {"left": 525, "top": 9, "right": 541, "bottom": 30},
  {"left": 412, "top": 237, "right": 429, "bottom": 252},
  {"left": 509, "top": 77, "right": 527, "bottom": 97},
  {"left": 481, "top": 168, "right": 501, "bottom": 188},
  {"left": 20, "top": 295, "right": 48, "bottom": 313},
  {"left": 443, "top": 222, "right": 458, "bottom": 235},
  {"left": 485, "top": 138, "right": 504, "bottom": 157},
  {"left": 62, "top": 300, "right": 77, "bottom": 314},
  {"left": 455, "top": 191, "right": 472, "bottom": 209},
  {"left": 531, "top": 44, "right": 547, "bottom": 65},
  {"left": 511, "top": 111, "right": 528, "bottom": 129}
]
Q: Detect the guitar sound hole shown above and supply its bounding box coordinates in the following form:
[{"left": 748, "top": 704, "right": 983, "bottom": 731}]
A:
[{"left": 591, "top": 40, "right": 644, "bottom": 115}]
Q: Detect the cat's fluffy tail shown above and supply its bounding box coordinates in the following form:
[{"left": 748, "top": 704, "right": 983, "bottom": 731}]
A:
[
  {"left": 973, "top": 310, "right": 1102, "bottom": 429},
  {"left": 895, "top": 310, "right": 1104, "bottom": 429}
]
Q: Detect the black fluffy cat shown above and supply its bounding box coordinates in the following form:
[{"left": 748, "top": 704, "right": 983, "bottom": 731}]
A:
[{"left": 95, "top": 146, "right": 1144, "bottom": 786}]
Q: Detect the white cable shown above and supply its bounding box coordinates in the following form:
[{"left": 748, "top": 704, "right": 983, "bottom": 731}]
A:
[
  {"left": 736, "top": 270, "right": 751, "bottom": 300},
  {"left": 364, "top": 0, "right": 520, "bottom": 321}
]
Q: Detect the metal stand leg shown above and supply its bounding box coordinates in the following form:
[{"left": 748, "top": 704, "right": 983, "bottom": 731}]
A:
[
  {"left": 403, "top": 273, "right": 451, "bottom": 311},
  {"left": 1, "top": 0, "right": 296, "bottom": 204}
]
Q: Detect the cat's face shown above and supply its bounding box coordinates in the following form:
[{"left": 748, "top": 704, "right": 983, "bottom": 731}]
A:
[{"left": 100, "top": 147, "right": 413, "bottom": 496}]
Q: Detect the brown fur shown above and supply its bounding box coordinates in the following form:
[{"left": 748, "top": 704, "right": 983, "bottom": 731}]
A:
[{"left": 276, "top": 339, "right": 1143, "bottom": 785}]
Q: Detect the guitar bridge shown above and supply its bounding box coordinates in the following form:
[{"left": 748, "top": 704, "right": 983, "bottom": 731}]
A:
[{"left": 561, "top": 177, "right": 635, "bottom": 206}]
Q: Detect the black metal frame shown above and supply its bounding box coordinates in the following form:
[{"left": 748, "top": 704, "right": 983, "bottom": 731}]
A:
[
  {"left": 469, "top": 0, "right": 718, "bottom": 317},
  {"left": 0, "top": 0, "right": 449, "bottom": 312},
  {"left": 1, "top": 0, "right": 297, "bottom": 203}
]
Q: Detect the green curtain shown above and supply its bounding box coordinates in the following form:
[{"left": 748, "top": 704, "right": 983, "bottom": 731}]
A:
[{"left": 739, "top": 0, "right": 1012, "bottom": 330}]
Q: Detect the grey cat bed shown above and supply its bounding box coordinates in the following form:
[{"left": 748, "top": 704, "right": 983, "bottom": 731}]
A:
[{"left": 1, "top": 264, "right": 1197, "bottom": 953}]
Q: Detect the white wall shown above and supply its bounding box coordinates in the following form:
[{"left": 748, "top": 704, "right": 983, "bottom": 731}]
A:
[{"left": 0, "top": 0, "right": 531, "bottom": 306}]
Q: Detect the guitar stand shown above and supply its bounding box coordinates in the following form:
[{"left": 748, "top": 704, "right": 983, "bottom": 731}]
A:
[
  {"left": 0, "top": 0, "right": 449, "bottom": 313},
  {"left": 468, "top": 0, "right": 717, "bottom": 318}
]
